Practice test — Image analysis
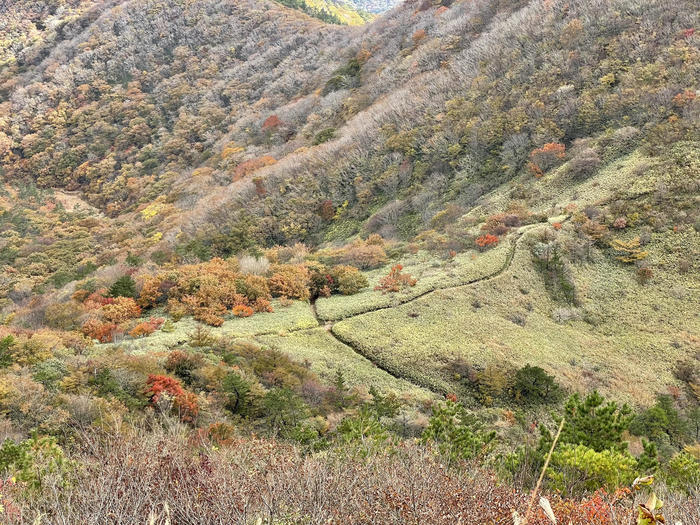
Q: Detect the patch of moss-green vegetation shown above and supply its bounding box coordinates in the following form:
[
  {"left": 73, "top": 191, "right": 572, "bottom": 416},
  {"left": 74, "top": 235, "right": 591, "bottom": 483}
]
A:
[
  {"left": 257, "top": 328, "right": 434, "bottom": 401},
  {"left": 332, "top": 227, "right": 699, "bottom": 406},
  {"left": 315, "top": 239, "right": 512, "bottom": 321},
  {"left": 467, "top": 150, "right": 663, "bottom": 221}
]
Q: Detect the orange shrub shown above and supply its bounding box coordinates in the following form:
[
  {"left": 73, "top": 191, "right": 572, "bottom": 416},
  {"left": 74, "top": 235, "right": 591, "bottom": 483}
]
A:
[
  {"left": 253, "top": 298, "right": 274, "bottom": 313},
  {"left": 529, "top": 142, "right": 566, "bottom": 177},
  {"left": 128, "top": 322, "right": 156, "bottom": 338},
  {"left": 128, "top": 317, "right": 164, "bottom": 338},
  {"left": 475, "top": 234, "right": 499, "bottom": 249},
  {"left": 374, "top": 264, "right": 417, "bottom": 293},
  {"left": 236, "top": 274, "right": 271, "bottom": 301},
  {"left": 193, "top": 305, "right": 226, "bottom": 327},
  {"left": 174, "top": 391, "right": 199, "bottom": 423},
  {"left": 101, "top": 297, "right": 141, "bottom": 323},
  {"left": 138, "top": 275, "right": 171, "bottom": 307},
  {"left": 268, "top": 264, "right": 311, "bottom": 301},
  {"left": 232, "top": 304, "right": 254, "bottom": 318},
  {"left": 71, "top": 289, "right": 91, "bottom": 303},
  {"left": 81, "top": 318, "right": 118, "bottom": 343}
]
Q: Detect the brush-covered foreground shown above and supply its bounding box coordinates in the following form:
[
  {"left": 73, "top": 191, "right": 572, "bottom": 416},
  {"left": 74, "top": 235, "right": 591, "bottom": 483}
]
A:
[{"left": 4, "top": 424, "right": 698, "bottom": 525}]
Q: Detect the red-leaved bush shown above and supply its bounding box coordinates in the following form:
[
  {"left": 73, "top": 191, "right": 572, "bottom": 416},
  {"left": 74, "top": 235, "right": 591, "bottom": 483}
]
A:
[
  {"left": 375, "top": 264, "right": 417, "bottom": 293},
  {"left": 145, "top": 374, "right": 198, "bottom": 423},
  {"left": 475, "top": 234, "right": 499, "bottom": 249},
  {"left": 261, "top": 114, "right": 283, "bottom": 131}
]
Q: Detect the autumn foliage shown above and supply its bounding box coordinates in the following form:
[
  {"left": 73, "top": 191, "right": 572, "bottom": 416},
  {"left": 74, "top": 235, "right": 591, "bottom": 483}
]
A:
[
  {"left": 128, "top": 317, "right": 164, "bottom": 338},
  {"left": 101, "top": 297, "right": 142, "bottom": 323},
  {"left": 81, "top": 319, "right": 119, "bottom": 343},
  {"left": 475, "top": 234, "right": 499, "bottom": 249},
  {"left": 233, "top": 155, "right": 277, "bottom": 181},
  {"left": 261, "top": 114, "right": 283, "bottom": 131},
  {"left": 232, "top": 304, "right": 254, "bottom": 317},
  {"left": 145, "top": 374, "right": 198, "bottom": 423},
  {"left": 138, "top": 258, "right": 266, "bottom": 326},
  {"left": 268, "top": 264, "right": 311, "bottom": 301},
  {"left": 375, "top": 264, "right": 417, "bottom": 293},
  {"left": 135, "top": 257, "right": 363, "bottom": 327},
  {"left": 529, "top": 142, "right": 566, "bottom": 177}
]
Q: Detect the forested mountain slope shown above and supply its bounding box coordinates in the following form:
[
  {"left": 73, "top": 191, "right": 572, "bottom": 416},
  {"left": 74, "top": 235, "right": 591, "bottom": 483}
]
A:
[
  {"left": 0, "top": 1, "right": 698, "bottom": 520},
  {"left": 3, "top": 0, "right": 696, "bottom": 250}
]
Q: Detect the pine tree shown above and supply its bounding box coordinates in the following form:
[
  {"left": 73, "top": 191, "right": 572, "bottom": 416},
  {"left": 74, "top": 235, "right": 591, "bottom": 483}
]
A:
[
  {"left": 109, "top": 275, "right": 137, "bottom": 298},
  {"left": 636, "top": 440, "right": 659, "bottom": 473},
  {"left": 556, "top": 391, "right": 634, "bottom": 452},
  {"left": 332, "top": 369, "right": 349, "bottom": 408},
  {"left": 512, "top": 364, "right": 560, "bottom": 404}
]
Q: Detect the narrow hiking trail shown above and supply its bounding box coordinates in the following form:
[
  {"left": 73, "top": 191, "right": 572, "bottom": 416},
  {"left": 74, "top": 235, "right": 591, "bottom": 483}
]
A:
[
  {"left": 300, "top": 223, "right": 549, "bottom": 394},
  {"left": 154, "top": 222, "right": 551, "bottom": 395}
]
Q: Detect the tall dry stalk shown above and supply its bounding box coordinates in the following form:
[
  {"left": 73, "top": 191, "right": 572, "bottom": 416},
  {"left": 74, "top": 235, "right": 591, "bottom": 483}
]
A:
[{"left": 521, "top": 418, "right": 565, "bottom": 525}]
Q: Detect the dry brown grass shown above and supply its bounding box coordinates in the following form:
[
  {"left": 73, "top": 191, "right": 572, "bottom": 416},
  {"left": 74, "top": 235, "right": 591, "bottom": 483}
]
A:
[{"left": 8, "top": 424, "right": 699, "bottom": 525}]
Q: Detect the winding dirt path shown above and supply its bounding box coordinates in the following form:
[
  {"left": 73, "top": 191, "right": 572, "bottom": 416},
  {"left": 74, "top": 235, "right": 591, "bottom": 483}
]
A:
[{"left": 302, "top": 224, "right": 544, "bottom": 394}]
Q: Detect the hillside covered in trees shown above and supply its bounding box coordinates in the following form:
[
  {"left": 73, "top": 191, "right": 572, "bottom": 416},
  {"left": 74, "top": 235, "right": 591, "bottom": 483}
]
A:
[{"left": 0, "top": 0, "right": 698, "bottom": 522}]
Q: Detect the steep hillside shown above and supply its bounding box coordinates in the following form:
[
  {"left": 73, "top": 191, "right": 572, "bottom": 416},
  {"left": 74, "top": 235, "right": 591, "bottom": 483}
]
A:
[
  {"left": 0, "top": 0, "right": 699, "bottom": 520},
  {"left": 2, "top": 0, "right": 698, "bottom": 387}
]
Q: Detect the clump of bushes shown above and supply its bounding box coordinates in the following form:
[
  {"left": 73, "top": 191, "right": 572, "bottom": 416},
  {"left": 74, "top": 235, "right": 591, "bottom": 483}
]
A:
[
  {"left": 374, "top": 264, "right": 417, "bottom": 293},
  {"left": 529, "top": 142, "right": 566, "bottom": 177},
  {"left": 128, "top": 256, "right": 368, "bottom": 328},
  {"left": 568, "top": 147, "right": 601, "bottom": 179},
  {"left": 532, "top": 230, "right": 577, "bottom": 304},
  {"left": 145, "top": 374, "right": 199, "bottom": 424},
  {"left": 315, "top": 235, "right": 388, "bottom": 270}
]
